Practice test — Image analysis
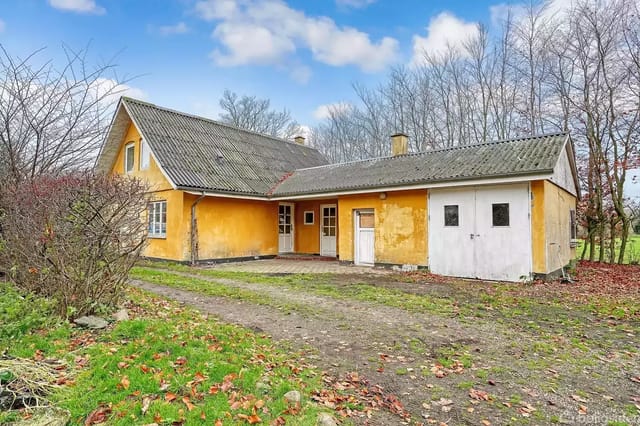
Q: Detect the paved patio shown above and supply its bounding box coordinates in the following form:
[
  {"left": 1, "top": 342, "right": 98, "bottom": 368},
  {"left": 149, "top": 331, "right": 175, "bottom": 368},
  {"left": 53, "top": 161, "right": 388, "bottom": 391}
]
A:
[{"left": 202, "top": 259, "right": 390, "bottom": 274}]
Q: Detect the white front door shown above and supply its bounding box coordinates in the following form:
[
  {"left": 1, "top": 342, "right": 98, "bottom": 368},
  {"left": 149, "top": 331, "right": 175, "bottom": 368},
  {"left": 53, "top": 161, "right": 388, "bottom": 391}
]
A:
[
  {"left": 320, "top": 204, "right": 337, "bottom": 257},
  {"left": 278, "top": 203, "right": 294, "bottom": 253},
  {"left": 355, "top": 210, "right": 375, "bottom": 265},
  {"left": 429, "top": 184, "right": 532, "bottom": 281}
]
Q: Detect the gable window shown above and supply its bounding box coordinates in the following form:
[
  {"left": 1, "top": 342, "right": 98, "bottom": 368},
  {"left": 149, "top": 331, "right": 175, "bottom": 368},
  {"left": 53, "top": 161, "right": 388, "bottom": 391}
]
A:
[
  {"left": 444, "top": 205, "right": 459, "bottom": 227},
  {"left": 304, "top": 211, "right": 314, "bottom": 225},
  {"left": 125, "top": 142, "right": 135, "bottom": 173},
  {"left": 148, "top": 201, "right": 167, "bottom": 238},
  {"left": 492, "top": 203, "right": 510, "bottom": 227},
  {"left": 140, "top": 139, "right": 150, "bottom": 170}
]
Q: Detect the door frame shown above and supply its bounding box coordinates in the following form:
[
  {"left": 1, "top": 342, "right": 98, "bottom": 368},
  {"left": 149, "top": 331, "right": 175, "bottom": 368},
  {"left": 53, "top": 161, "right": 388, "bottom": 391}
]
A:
[
  {"left": 319, "top": 204, "right": 337, "bottom": 257},
  {"left": 354, "top": 209, "right": 375, "bottom": 266},
  {"left": 278, "top": 202, "right": 295, "bottom": 253}
]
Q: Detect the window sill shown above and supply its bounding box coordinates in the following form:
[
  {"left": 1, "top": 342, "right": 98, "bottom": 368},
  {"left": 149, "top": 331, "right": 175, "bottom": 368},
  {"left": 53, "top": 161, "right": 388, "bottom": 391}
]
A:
[{"left": 148, "top": 235, "right": 167, "bottom": 240}]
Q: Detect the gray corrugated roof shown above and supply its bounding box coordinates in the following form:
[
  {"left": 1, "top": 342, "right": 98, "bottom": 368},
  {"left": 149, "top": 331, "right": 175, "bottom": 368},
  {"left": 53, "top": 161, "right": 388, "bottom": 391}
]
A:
[
  {"left": 97, "top": 97, "right": 328, "bottom": 195},
  {"left": 271, "top": 133, "right": 569, "bottom": 196}
]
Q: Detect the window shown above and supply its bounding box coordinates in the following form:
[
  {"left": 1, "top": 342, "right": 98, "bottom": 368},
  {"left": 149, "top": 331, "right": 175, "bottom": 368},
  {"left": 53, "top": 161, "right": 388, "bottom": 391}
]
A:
[
  {"left": 304, "top": 211, "right": 314, "bottom": 225},
  {"left": 492, "top": 203, "right": 510, "bottom": 227},
  {"left": 125, "top": 142, "right": 135, "bottom": 173},
  {"left": 359, "top": 212, "right": 374, "bottom": 229},
  {"left": 322, "top": 206, "right": 336, "bottom": 236},
  {"left": 140, "top": 139, "right": 150, "bottom": 170},
  {"left": 570, "top": 209, "right": 577, "bottom": 247},
  {"left": 444, "top": 205, "right": 459, "bottom": 226},
  {"left": 148, "top": 201, "right": 167, "bottom": 238}
]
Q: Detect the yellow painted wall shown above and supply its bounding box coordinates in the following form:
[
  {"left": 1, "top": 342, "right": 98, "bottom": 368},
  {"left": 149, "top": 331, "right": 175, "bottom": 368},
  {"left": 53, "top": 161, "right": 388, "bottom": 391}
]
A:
[
  {"left": 544, "top": 181, "right": 577, "bottom": 273},
  {"left": 110, "top": 123, "right": 188, "bottom": 261},
  {"left": 188, "top": 194, "right": 279, "bottom": 260},
  {"left": 294, "top": 200, "right": 338, "bottom": 254},
  {"left": 110, "top": 124, "right": 173, "bottom": 192},
  {"left": 338, "top": 189, "right": 428, "bottom": 265},
  {"left": 530, "top": 180, "right": 546, "bottom": 274}
]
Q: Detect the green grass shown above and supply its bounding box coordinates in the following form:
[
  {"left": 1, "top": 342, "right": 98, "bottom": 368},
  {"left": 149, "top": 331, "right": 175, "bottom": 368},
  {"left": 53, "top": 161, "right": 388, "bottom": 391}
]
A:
[
  {"left": 129, "top": 267, "right": 323, "bottom": 317},
  {"left": 0, "top": 284, "right": 342, "bottom": 425},
  {"left": 575, "top": 234, "right": 640, "bottom": 264}
]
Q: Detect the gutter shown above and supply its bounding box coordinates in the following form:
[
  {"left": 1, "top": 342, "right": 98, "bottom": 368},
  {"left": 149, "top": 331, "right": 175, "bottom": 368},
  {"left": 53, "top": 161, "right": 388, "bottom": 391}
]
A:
[{"left": 190, "top": 192, "right": 206, "bottom": 265}]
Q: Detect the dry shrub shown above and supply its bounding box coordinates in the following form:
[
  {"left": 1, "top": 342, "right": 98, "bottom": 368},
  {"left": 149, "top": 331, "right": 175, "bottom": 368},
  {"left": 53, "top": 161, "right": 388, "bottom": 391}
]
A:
[{"left": 0, "top": 173, "right": 147, "bottom": 318}]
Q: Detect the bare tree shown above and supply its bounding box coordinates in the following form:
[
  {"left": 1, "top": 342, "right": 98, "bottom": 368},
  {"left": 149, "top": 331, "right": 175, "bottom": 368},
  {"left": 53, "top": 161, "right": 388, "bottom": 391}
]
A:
[
  {"left": 0, "top": 45, "right": 130, "bottom": 183},
  {"left": 310, "top": 0, "right": 639, "bottom": 263},
  {"left": 218, "top": 90, "right": 302, "bottom": 139}
]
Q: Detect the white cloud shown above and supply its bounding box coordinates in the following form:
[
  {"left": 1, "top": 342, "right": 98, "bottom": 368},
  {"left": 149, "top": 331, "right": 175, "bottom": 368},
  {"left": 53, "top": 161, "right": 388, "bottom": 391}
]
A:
[
  {"left": 211, "top": 22, "right": 296, "bottom": 65},
  {"left": 336, "top": 0, "right": 376, "bottom": 9},
  {"left": 90, "top": 78, "right": 146, "bottom": 105},
  {"left": 158, "top": 22, "right": 189, "bottom": 35},
  {"left": 313, "top": 102, "right": 352, "bottom": 120},
  {"left": 411, "top": 12, "right": 479, "bottom": 65},
  {"left": 290, "top": 65, "right": 312, "bottom": 84},
  {"left": 194, "top": 0, "right": 398, "bottom": 73},
  {"left": 48, "top": 0, "right": 105, "bottom": 14},
  {"left": 489, "top": 3, "right": 526, "bottom": 27},
  {"left": 0, "top": 19, "right": 5, "bottom": 32}
]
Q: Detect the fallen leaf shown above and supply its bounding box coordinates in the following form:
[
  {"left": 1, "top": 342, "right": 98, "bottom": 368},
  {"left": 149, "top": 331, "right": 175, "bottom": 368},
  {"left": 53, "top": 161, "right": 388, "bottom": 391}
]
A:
[
  {"left": 120, "top": 376, "right": 130, "bottom": 390},
  {"left": 85, "top": 404, "right": 112, "bottom": 425},
  {"left": 182, "top": 396, "right": 195, "bottom": 411},
  {"left": 482, "top": 420, "right": 491, "bottom": 426},
  {"left": 141, "top": 396, "right": 153, "bottom": 415},
  {"left": 578, "top": 405, "right": 588, "bottom": 415},
  {"left": 165, "top": 392, "right": 177, "bottom": 402},
  {"left": 571, "top": 394, "right": 588, "bottom": 403}
]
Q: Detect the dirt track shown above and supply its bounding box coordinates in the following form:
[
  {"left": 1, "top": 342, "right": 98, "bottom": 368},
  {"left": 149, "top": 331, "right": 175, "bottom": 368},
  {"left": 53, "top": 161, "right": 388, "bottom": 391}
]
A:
[{"left": 131, "top": 270, "right": 640, "bottom": 425}]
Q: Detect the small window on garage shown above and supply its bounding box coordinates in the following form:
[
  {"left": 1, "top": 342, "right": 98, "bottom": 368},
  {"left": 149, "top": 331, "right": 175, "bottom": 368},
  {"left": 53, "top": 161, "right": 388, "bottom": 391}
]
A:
[
  {"left": 492, "top": 203, "right": 510, "bottom": 227},
  {"left": 304, "top": 211, "right": 314, "bottom": 225},
  {"left": 444, "top": 205, "right": 459, "bottom": 226}
]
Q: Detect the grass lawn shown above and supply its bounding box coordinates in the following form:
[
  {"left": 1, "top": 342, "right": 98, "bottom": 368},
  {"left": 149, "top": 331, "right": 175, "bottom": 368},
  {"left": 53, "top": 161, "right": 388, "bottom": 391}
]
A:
[
  {"left": 129, "top": 260, "right": 640, "bottom": 425},
  {"left": 0, "top": 283, "right": 341, "bottom": 425},
  {"left": 575, "top": 234, "right": 640, "bottom": 264}
]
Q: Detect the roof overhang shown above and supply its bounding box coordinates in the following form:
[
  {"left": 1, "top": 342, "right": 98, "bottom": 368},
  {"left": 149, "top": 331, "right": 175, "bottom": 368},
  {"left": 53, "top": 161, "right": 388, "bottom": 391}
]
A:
[{"left": 269, "top": 172, "right": 554, "bottom": 200}]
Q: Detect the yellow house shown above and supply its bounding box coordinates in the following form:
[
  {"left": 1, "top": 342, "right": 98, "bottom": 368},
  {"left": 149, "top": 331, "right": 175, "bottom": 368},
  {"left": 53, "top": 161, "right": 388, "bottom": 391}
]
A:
[{"left": 97, "top": 97, "right": 579, "bottom": 281}]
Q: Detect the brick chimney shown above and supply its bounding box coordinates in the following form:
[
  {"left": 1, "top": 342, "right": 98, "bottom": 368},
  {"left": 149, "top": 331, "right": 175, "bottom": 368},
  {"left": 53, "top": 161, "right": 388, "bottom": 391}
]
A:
[
  {"left": 391, "top": 133, "right": 408, "bottom": 156},
  {"left": 294, "top": 136, "right": 305, "bottom": 145}
]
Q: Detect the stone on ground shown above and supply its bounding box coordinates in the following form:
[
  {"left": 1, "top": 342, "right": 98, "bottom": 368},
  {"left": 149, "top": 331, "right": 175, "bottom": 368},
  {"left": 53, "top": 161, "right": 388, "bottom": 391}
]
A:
[
  {"left": 317, "top": 412, "right": 337, "bottom": 426},
  {"left": 283, "top": 390, "right": 301, "bottom": 404},
  {"left": 73, "top": 316, "right": 108, "bottom": 329},
  {"left": 112, "top": 309, "right": 129, "bottom": 322}
]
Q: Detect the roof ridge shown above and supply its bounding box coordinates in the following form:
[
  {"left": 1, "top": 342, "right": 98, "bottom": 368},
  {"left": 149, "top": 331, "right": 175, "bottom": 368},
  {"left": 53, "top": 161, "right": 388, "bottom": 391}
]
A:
[
  {"left": 121, "top": 96, "right": 317, "bottom": 151},
  {"left": 291, "top": 132, "right": 568, "bottom": 173}
]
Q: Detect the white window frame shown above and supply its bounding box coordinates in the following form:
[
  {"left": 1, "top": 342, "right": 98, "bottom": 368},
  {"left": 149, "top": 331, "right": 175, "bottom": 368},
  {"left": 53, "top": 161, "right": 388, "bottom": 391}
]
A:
[
  {"left": 148, "top": 201, "right": 167, "bottom": 238},
  {"left": 125, "top": 142, "right": 135, "bottom": 173},
  {"left": 140, "top": 139, "right": 150, "bottom": 170},
  {"left": 304, "top": 211, "right": 314, "bottom": 225}
]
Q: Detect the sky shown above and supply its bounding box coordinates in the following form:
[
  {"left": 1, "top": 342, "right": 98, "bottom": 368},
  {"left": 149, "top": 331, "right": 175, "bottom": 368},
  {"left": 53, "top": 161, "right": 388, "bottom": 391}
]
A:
[
  {"left": 0, "top": 0, "right": 522, "bottom": 125},
  {"left": 0, "top": 0, "right": 638, "bottom": 198}
]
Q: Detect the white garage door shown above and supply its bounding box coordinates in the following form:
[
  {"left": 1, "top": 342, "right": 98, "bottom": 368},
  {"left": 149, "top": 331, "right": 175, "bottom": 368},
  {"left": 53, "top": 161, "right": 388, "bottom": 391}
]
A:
[{"left": 428, "top": 184, "right": 532, "bottom": 281}]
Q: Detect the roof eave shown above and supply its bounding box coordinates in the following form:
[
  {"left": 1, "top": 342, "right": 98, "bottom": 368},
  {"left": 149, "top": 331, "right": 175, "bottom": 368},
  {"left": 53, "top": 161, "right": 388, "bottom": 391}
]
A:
[{"left": 271, "top": 170, "right": 554, "bottom": 199}]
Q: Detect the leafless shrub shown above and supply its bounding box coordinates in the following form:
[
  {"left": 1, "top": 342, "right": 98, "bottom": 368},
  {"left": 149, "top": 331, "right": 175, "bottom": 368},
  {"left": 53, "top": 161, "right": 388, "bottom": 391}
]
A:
[{"left": 0, "top": 173, "right": 147, "bottom": 318}]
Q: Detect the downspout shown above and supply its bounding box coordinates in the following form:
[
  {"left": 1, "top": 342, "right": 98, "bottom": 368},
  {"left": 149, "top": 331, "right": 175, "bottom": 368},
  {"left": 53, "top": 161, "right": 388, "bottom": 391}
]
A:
[{"left": 190, "top": 193, "right": 206, "bottom": 266}]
